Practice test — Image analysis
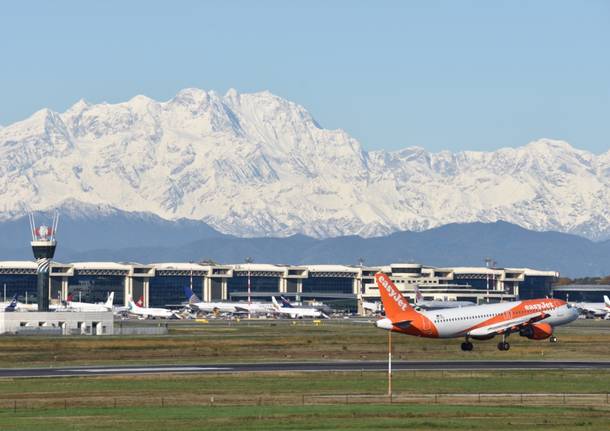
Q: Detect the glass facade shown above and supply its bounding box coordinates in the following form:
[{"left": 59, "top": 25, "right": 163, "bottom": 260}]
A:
[
  {"left": 210, "top": 278, "right": 223, "bottom": 300},
  {"left": 68, "top": 275, "right": 124, "bottom": 304},
  {"left": 286, "top": 279, "right": 298, "bottom": 293},
  {"left": 132, "top": 278, "right": 144, "bottom": 304},
  {"left": 552, "top": 288, "right": 610, "bottom": 302},
  {"left": 227, "top": 275, "right": 280, "bottom": 299},
  {"left": 50, "top": 277, "right": 62, "bottom": 300},
  {"left": 0, "top": 274, "right": 38, "bottom": 303},
  {"left": 519, "top": 276, "right": 553, "bottom": 300},
  {"left": 149, "top": 275, "right": 203, "bottom": 307},
  {"left": 302, "top": 276, "right": 354, "bottom": 294}
]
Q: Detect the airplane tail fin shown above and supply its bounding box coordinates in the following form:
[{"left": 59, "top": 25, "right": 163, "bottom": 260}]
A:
[
  {"left": 4, "top": 294, "right": 18, "bottom": 312},
  {"left": 105, "top": 292, "right": 114, "bottom": 308},
  {"left": 375, "top": 272, "right": 417, "bottom": 323},
  {"left": 183, "top": 286, "right": 201, "bottom": 304},
  {"left": 127, "top": 295, "right": 139, "bottom": 311},
  {"left": 136, "top": 296, "right": 144, "bottom": 307},
  {"left": 271, "top": 296, "right": 281, "bottom": 310},
  {"left": 604, "top": 295, "right": 610, "bottom": 308},
  {"left": 279, "top": 296, "right": 293, "bottom": 308}
]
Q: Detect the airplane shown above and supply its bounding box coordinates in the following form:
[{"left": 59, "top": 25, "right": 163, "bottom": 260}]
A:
[
  {"left": 374, "top": 272, "right": 579, "bottom": 351},
  {"left": 183, "top": 287, "right": 274, "bottom": 315},
  {"left": 569, "top": 295, "right": 610, "bottom": 319},
  {"left": 65, "top": 292, "right": 114, "bottom": 312},
  {"left": 412, "top": 284, "right": 475, "bottom": 310},
  {"left": 271, "top": 296, "right": 329, "bottom": 319},
  {"left": 280, "top": 296, "right": 332, "bottom": 314},
  {"left": 127, "top": 296, "right": 178, "bottom": 319}
]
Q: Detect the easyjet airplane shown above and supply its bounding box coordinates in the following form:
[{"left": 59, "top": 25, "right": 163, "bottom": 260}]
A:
[{"left": 375, "top": 273, "right": 579, "bottom": 351}]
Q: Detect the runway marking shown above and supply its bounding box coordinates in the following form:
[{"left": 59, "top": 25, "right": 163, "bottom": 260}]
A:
[{"left": 72, "top": 367, "right": 231, "bottom": 373}]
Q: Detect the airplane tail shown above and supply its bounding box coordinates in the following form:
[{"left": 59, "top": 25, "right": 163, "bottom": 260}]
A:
[
  {"left": 279, "top": 296, "right": 293, "bottom": 308},
  {"left": 105, "top": 292, "right": 114, "bottom": 308},
  {"left": 375, "top": 272, "right": 418, "bottom": 323},
  {"left": 4, "top": 294, "right": 18, "bottom": 312},
  {"left": 271, "top": 296, "right": 281, "bottom": 310},
  {"left": 136, "top": 296, "right": 144, "bottom": 307},
  {"left": 604, "top": 295, "right": 610, "bottom": 309},
  {"left": 183, "top": 286, "right": 201, "bottom": 304}
]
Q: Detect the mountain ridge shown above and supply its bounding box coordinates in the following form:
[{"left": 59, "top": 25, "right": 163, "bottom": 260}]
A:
[{"left": 1, "top": 88, "right": 609, "bottom": 240}]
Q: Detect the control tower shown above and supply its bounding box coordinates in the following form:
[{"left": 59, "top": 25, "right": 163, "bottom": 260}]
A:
[{"left": 28, "top": 212, "right": 58, "bottom": 312}]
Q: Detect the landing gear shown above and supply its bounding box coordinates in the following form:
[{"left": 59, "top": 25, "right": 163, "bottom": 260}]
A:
[
  {"left": 498, "top": 332, "right": 510, "bottom": 351},
  {"left": 461, "top": 341, "right": 474, "bottom": 351},
  {"left": 497, "top": 341, "right": 510, "bottom": 351},
  {"left": 549, "top": 336, "right": 558, "bottom": 343}
]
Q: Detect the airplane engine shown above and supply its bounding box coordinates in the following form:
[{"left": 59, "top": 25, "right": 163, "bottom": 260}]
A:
[{"left": 519, "top": 323, "right": 553, "bottom": 340}]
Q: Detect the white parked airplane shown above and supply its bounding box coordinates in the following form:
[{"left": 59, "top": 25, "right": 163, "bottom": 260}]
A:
[
  {"left": 65, "top": 292, "right": 114, "bottom": 312},
  {"left": 570, "top": 295, "right": 610, "bottom": 318},
  {"left": 127, "top": 296, "right": 177, "bottom": 319},
  {"left": 183, "top": 287, "right": 274, "bottom": 314},
  {"left": 412, "top": 284, "right": 475, "bottom": 310},
  {"left": 375, "top": 273, "right": 579, "bottom": 351},
  {"left": 271, "top": 296, "right": 328, "bottom": 319}
]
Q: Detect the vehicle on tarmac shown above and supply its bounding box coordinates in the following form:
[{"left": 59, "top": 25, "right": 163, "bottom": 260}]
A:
[{"left": 374, "top": 272, "right": 579, "bottom": 351}]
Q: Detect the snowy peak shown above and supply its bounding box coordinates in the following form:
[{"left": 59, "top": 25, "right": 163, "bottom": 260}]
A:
[{"left": 0, "top": 88, "right": 609, "bottom": 241}]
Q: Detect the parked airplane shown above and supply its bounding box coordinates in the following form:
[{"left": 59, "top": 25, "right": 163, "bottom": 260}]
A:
[
  {"left": 65, "top": 292, "right": 114, "bottom": 312},
  {"left": 127, "top": 296, "right": 177, "bottom": 319},
  {"left": 570, "top": 295, "right": 610, "bottom": 319},
  {"left": 280, "top": 296, "right": 332, "bottom": 314},
  {"left": 183, "top": 287, "right": 274, "bottom": 315},
  {"left": 412, "top": 285, "right": 475, "bottom": 310},
  {"left": 271, "top": 296, "right": 329, "bottom": 319},
  {"left": 374, "top": 273, "right": 579, "bottom": 351}
]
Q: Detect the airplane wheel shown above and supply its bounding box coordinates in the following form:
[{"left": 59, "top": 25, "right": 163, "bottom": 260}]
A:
[
  {"left": 461, "top": 342, "right": 474, "bottom": 351},
  {"left": 549, "top": 336, "right": 558, "bottom": 343},
  {"left": 497, "top": 342, "right": 510, "bottom": 351}
]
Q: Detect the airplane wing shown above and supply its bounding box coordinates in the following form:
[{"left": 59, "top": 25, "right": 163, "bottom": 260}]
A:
[{"left": 467, "top": 312, "right": 549, "bottom": 338}]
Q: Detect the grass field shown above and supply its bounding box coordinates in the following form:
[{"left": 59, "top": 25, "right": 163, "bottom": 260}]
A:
[
  {"left": 0, "top": 319, "right": 608, "bottom": 368},
  {"left": 2, "top": 404, "right": 610, "bottom": 431},
  {"left": 1, "top": 371, "right": 610, "bottom": 430},
  {"left": 0, "top": 319, "right": 608, "bottom": 429}
]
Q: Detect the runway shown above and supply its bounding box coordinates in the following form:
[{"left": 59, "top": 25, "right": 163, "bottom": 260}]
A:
[{"left": 1, "top": 360, "right": 609, "bottom": 378}]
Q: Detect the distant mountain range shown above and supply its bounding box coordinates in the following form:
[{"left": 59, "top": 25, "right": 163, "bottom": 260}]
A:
[
  {"left": 1, "top": 88, "right": 609, "bottom": 240},
  {"left": 0, "top": 209, "right": 608, "bottom": 277}
]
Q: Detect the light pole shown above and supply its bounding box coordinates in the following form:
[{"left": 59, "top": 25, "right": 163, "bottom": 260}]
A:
[{"left": 388, "top": 329, "right": 393, "bottom": 396}]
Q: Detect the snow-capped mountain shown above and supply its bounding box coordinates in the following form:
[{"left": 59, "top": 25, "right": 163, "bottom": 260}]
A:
[{"left": 1, "top": 88, "right": 609, "bottom": 240}]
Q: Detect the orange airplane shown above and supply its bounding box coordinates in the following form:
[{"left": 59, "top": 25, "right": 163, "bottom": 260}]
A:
[{"left": 375, "top": 272, "right": 579, "bottom": 351}]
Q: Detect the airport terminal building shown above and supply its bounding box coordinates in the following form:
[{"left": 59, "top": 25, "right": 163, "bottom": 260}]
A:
[{"left": 0, "top": 261, "right": 558, "bottom": 310}]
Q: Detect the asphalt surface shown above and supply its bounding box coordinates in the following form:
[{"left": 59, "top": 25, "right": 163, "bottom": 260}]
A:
[{"left": 1, "top": 360, "right": 609, "bottom": 378}]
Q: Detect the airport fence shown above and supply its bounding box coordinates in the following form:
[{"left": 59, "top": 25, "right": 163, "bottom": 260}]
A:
[{"left": 1, "top": 392, "right": 609, "bottom": 411}]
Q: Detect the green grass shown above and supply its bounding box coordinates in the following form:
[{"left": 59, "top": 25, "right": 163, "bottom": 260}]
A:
[
  {"left": 1, "top": 370, "right": 610, "bottom": 399},
  {"left": 0, "top": 319, "right": 609, "bottom": 368},
  {"left": 1, "top": 404, "right": 609, "bottom": 431}
]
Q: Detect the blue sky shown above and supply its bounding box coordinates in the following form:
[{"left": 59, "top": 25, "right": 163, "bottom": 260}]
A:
[{"left": 1, "top": 0, "right": 608, "bottom": 153}]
